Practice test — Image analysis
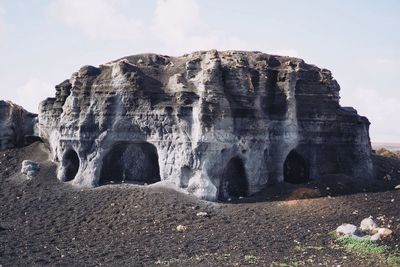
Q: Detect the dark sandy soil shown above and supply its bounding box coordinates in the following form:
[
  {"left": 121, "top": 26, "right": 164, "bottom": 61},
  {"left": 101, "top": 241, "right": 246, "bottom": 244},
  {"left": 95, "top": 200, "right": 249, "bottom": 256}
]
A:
[{"left": 1, "top": 142, "right": 400, "bottom": 266}]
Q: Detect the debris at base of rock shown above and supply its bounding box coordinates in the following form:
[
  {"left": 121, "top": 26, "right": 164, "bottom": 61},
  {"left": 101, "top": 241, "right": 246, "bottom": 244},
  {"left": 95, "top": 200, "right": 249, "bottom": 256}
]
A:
[
  {"left": 196, "top": 211, "right": 209, "bottom": 217},
  {"left": 335, "top": 217, "right": 393, "bottom": 241},
  {"left": 176, "top": 225, "right": 187, "bottom": 232},
  {"left": 21, "top": 160, "right": 40, "bottom": 179}
]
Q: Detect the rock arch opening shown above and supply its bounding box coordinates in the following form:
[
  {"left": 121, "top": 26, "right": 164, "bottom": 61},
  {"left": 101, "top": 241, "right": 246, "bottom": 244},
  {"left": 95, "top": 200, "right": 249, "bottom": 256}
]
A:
[
  {"left": 283, "top": 150, "right": 309, "bottom": 184},
  {"left": 218, "top": 156, "right": 248, "bottom": 201},
  {"left": 63, "top": 150, "right": 80, "bottom": 182},
  {"left": 99, "top": 142, "right": 161, "bottom": 185}
]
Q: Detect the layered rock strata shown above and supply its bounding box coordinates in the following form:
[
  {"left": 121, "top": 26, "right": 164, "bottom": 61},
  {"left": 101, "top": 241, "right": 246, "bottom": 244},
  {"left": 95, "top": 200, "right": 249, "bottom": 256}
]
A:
[
  {"left": 38, "top": 50, "right": 373, "bottom": 201},
  {"left": 0, "top": 101, "right": 38, "bottom": 151}
]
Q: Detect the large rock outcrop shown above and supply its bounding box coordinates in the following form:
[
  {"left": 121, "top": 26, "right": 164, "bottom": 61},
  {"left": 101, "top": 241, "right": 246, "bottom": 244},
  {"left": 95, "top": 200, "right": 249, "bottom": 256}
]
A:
[
  {"left": 0, "top": 101, "right": 38, "bottom": 151},
  {"left": 38, "top": 50, "right": 373, "bottom": 201}
]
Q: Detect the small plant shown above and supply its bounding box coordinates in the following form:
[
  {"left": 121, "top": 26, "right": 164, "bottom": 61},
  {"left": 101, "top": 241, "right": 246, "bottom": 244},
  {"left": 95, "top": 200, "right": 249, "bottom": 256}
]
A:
[
  {"left": 387, "top": 254, "right": 400, "bottom": 266},
  {"left": 336, "top": 236, "right": 389, "bottom": 254},
  {"left": 333, "top": 235, "right": 400, "bottom": 266},
  {"left": 244, "top": 254, "right": 258, "bottom": 264}
]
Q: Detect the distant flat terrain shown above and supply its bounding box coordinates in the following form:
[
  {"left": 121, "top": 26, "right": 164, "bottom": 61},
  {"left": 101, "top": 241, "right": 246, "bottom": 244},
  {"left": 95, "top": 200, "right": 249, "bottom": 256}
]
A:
[{"left": 372, "top": 142, "right": 400, "bottom": 151}]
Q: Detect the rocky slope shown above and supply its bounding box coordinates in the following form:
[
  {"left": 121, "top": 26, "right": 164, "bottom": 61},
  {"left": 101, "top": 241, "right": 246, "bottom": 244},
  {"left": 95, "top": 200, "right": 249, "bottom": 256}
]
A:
[
  {"left": 0, "top": 100, "right": 38, "bottom": 151},
  {"left": 38, "top": 50, "right": 373, "bottom": 201}
]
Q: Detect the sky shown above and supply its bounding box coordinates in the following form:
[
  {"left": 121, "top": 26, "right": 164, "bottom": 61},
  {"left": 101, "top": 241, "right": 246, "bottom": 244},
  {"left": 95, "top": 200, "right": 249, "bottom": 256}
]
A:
[{"left": 0, "top": 0, "right": 399, "bottom": 142}]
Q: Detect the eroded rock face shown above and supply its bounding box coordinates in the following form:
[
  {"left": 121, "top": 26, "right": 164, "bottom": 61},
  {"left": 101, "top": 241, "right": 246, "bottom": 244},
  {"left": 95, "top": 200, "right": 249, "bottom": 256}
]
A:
[
  {"left": 38, "top": 50, "right": 373, "bottom": 201},
  {"left": 0, "top": 101, "right": 38, "bottom": 151}
]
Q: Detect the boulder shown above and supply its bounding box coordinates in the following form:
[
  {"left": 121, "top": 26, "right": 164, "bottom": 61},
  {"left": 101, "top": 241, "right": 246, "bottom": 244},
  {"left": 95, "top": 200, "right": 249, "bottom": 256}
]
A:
[
  {"left": 37, "top": 50, "right": 374, "bottom": 200},
  {"left": 0, "top": 101, "right": 38, "bottom": 151}
]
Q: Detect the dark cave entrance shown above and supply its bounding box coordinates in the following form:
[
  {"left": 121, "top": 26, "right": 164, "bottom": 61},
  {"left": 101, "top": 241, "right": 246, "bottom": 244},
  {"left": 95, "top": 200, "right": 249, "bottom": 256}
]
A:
[
  {"left": 99, "top": 142, "right": 161, "bottom": 185},
  {"left": 283, "top": 150, "right": 309, "bottom": 184},
  {"left": 218, "top": 156, "right": 248, "bottom": 201},
  {"left": 63, "top": 150, "right": 80, "bottom": 182}
]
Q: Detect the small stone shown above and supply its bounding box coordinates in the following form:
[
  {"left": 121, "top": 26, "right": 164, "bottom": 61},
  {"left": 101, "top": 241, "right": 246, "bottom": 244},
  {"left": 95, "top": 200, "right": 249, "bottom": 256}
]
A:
[
  {"left": 21, "top": 160, "right": 40, "bottom": 178},
  {"left": 395, "top": 185, "right": 400, "bottom": 190},
  {"left": 360, "top": 217, "right": 378, "bottom": 232},
  {"left": 196, "top": 211, "right": 208, "bottom": 217},
  {"left": 377, "top": 228, "right": 393, "bottom": 239},
  {"left": 176, "top": 225, "right": 187, "bottom": 232},
  {"left": 368, "top": 227, "right": 392, "bottom": 241},
  {"left": 370, "top": 233, "right": 381, "bottom": 241},
  {"left": 336, "top": 224, "right": 357, "bottom": 236}
]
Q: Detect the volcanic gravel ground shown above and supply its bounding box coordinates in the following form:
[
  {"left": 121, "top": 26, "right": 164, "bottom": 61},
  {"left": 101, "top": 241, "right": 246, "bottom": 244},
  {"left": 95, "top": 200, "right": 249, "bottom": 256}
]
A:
[{"left": 1, "top": 143, "right": 400, "bottom": 266}]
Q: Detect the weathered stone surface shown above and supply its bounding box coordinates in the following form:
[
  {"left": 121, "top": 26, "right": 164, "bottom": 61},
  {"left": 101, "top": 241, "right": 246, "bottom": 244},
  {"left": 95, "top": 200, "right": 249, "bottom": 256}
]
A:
[
  {"left": 0, "top": 101, "right": 38, "bottom": 151},
  {"left": 38, "top": 50, "right": 373, "bottom": 201}
]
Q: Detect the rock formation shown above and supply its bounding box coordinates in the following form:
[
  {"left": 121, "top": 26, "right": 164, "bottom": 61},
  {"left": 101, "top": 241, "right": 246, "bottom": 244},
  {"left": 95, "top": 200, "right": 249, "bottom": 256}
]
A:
[
  {"left": 0, "top": 101, "right": 38, "bottom": 151},
  {"left": 38, "top": 50, "right": 373, "bottom": 201}
]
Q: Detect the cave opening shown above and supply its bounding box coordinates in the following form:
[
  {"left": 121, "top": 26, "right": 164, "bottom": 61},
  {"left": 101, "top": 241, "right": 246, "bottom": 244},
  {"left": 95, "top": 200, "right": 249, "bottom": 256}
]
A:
[
  {"left": 218, "top": 156, "right": 248, "bottom": 201},
  {"left": 63, "top": 149, "right": 80, "bottom": 182},
  {"left": 99, "top": 142, "right": 161, "bottom": 185},
  {"left": 283, "top": 150, "right": 309, "bottom": 184}
]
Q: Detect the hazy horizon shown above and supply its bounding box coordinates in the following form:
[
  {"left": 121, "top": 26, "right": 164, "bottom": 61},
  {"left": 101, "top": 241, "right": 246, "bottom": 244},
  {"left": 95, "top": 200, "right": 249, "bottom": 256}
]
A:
[{"left": 0, "top": 0, "right": 399, "bottom": 142}]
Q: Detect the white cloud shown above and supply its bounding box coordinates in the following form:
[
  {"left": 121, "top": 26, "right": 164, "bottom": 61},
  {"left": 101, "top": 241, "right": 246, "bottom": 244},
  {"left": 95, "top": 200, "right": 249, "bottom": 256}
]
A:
[
  {"left": 48, "top": 0, "right": 143, "bottom": 41},
  {"left": 49, "top": 0, "right": 250, "bottom": 55},
  {"left": 48, "top": 0, "right": 299, "bottom": 57},
  {"left": 16, "top": 79, "right": 54, "bottom": 113},
  {"left": 152, "top": 0, "right": 214, "bottom": 52},
  {"left": 152, "top": 0, "right": 249, "bottom": 54},
  {"left": 341, "top": 87, "right": 400, "bottom": 143}
]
